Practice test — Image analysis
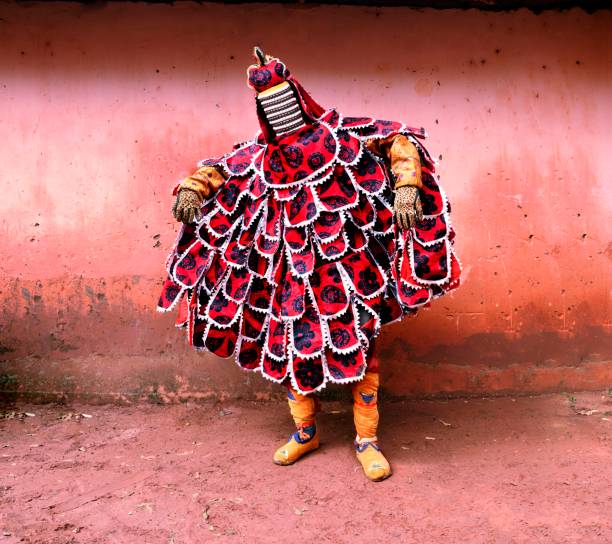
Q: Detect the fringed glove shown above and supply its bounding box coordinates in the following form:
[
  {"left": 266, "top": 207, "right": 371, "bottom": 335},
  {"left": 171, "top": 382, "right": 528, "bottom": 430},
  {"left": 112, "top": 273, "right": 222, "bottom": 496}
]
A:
[
  {"left": 171, "top": 165, "right": 227, "bottom": 224},
  {"left": 172, "top": 188, "right": 202, "bottom": 224},
  {"left": 366, "top": 134, "right": 424, "bottom": 230},
  {"left": 394, "top": 186, "right": 423, "bottom": 230}
]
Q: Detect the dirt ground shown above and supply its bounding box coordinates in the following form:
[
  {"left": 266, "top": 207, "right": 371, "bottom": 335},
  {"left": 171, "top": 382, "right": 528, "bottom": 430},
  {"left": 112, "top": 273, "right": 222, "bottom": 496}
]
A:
[{"left": 1, "top": 391, "right": 611, "bottom": 544}]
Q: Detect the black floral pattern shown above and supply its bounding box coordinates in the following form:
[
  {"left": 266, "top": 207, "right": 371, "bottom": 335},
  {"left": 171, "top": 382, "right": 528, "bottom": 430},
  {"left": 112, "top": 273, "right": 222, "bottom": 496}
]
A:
[
  {"left": 268, "top": 149, "right": 284, "bottom": 173},
  {"left": 323, "top": 196, "right": 349, "bottom": 209},
  {"left": 357, "top": 268, "right": 380, "bottom": 295},
  {"left": 279, "top": 281, "right": 292, "bottom": 303},
  {"left": 260, "top": 237, "right": 277, "bottom": 251},
  {"left": 344, "top": 116, "right": 370, "bottom": 125},
  {"left": 361, "top": 179, "right": 383, "bottom": 193},
  {"left": 293, "top": 295, "right": 305, "bottom": 313},
  {"left": 338, "top": 352, "right": 359, "bottom": 368},
  {"left": 293, "top": 260, "right": 307, "bottom": 275},
  {"left": 327, "top": 365, "right": 345, "bottom": 379},
  {"left": 318, "top": 212, "right": 339, "bottom": 227},
  {"left": 289, "top": 190, "right": 307, "bottom": 221},
  {"left": 326, "top": 111, "right": 340, "bottom": 125},
  {"left": 225, "top": 276, "right": 234, "bottom": 295},
  {"left": 220, "top": 183, "right": 240, "bottom": 207},
  {"left": 270, "top": 341, "right": 284, "bottom": 358},
  {"left": 420, "top": 192, "right": 438, "bottom": 215},
  {"left": 378, "top": 298, "right": 396, "bottom": 324},
  {"left": 249, "top": 68, "right": 271, "bottom": 90},
  {"left": 179, "top": 254, "right": 196, "bottom": 270},
  {"left": 400, "top": 284, "right": 429, "bottom": 305},
  {"left": 320, "top": 285, "right": 347, "bottom": 304},
  {"left": 293, "top": 170, "right": 309, "bottom": 182},
  {"left": 243, "top": 316, "right": 264, "bottom": 339},
  {"left": 307, "top": 152, "right": 325, "bottom": 170},
  {"left": 229, "top": 244, "right": 247, "bottom": 264},
  {"left": 280, "top": 145, "right": 304, "bottom": 168},
  {"left": 164, "top": 285, "right": 179, "bottom": 303},
  {"left": 337, "top": 131, "right": 357, "bottom": 163},
  {"left": 339, "top": 146, "right": 356, "bottom": 163},
  {"left": 439, "top": 254, "right": 448, "bottom": 273},
  {"left": 297, "top": 127, "right": 324, "bottom": 145},
  {"left": 414, "top": 253, "right": 430, "bottom": 276},
  {"left": 205, "top": 335, "right": 225, "bottom": 352},
  {"left": 327, "top": 266, "right": 342, "bottom": 283},
  {"left": 253, "top": 296, "right": 269, "bottom": 310},
  {"left": 306, "top": 203, "right": 317, "bottom": 220},
  {"left": 250, "top": 176, "right": 266, "bottom": 197},
  {"left": 422, "top": 171, "right": 437, "bottom": 190},
  {"left": 417, "top": 217, "right": 437, "bottom": 231},
  {"left": 293, "top": 322, "right": 315, "bottom": 351},
  {"left": 286, "top": 236, "right": 306, "bottom": 251},
  {"left": 214, "top": 223, "right": 229, "bottom": 235},
  {"left": 274, "top": 61, "right": 288, "bottom": 78},
  {"left": 378, "top": 119, "right": 398, "bottom": 136},
  {"left": 198, "top": 244, "right": 209, "bottom": 257},
  {"left": 268, "top": 356, "right": 286, "bottom": 373},
  {"left": 323, "top": 244, "right": 341, "bottom": 257},
  {"left": 234, "top": 282, "right": 248, "bottom": 300},
  {"left": 331, "top": 328, "right": 351, "bottom": 348},
  {"left": 304, "top": 307, "right": 320, "bottom": 323},
  {"left": 227, "top": 159, "right": 251, "bottom": 174},
  {"left": 238, "top": 347, "right": 259, "bottom": 367},
  {"left": 210, "top": 295, "right": 229, "bottom": 313},
  {"left": 324, "top": 133, "right": 336, "bottom": 154},
  {"left": 356, "top": 154, "right": 378, "bottom": 177},
  {"left": 295, "top": 359, "right": 323, "bottom": 389}
]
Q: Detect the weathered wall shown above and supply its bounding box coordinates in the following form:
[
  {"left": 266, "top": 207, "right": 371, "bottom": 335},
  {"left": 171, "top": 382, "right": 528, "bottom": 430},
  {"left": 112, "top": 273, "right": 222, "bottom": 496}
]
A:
[{"left": 0, "top": 2, "right": 610, "bottom": 402}]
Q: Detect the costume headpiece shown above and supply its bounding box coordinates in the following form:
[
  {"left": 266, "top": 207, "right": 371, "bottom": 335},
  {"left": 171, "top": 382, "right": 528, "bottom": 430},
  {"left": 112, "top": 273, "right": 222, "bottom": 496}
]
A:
[{"left": 247, "top": 47, "right": 325, "bottom": 141}]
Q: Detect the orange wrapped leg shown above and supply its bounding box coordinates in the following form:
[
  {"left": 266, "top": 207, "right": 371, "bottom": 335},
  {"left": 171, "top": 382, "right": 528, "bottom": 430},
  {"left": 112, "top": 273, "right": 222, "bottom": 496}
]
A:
[
  {"left": 273, "top": 387, "right": 320, "bottom": 465},
  {"left": 352, "top": 370, "right": 392, "bottom": 481}
]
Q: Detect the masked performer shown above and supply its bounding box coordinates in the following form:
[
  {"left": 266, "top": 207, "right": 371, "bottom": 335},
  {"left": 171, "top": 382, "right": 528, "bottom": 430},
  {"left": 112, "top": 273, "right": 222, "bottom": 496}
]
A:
[{"left": 158, "top": 48, "right": 460, "bottom": 482}]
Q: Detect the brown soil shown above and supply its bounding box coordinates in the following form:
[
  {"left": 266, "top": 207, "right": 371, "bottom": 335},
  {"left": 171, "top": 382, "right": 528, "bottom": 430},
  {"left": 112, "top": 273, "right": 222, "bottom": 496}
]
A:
[{"left": 1, "top": 392, "right": 611, "bottom": 543}]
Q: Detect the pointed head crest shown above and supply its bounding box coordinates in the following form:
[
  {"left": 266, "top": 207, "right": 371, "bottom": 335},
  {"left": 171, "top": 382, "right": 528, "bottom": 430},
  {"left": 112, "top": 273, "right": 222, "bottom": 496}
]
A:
[{"left": 247, "top": 46, "right": 290, "bottom": 93}]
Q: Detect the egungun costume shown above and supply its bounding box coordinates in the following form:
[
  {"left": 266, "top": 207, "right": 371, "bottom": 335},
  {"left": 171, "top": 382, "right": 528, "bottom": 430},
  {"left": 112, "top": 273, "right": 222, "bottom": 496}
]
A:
[{"left": 158, "top": 49, "right": 460, "bottom": 481}]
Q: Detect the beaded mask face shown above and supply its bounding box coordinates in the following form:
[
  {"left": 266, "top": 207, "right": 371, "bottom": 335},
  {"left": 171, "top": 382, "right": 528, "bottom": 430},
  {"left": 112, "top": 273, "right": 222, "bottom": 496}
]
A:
[{"left": 256, "top": 82, "right": 305, "bottom": 138}]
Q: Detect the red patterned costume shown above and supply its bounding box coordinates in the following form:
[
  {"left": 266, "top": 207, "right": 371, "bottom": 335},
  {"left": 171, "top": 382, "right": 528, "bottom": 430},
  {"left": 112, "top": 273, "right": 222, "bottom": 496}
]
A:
[{"left": 159, "top": 49, "right": 460, "bottom": 480}]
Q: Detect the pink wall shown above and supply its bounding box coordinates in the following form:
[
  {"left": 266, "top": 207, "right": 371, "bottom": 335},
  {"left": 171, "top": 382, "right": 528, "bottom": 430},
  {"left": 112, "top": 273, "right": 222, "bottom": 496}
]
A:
[{"left": 1, "top": 2, "right": 610, "bottom": 402}]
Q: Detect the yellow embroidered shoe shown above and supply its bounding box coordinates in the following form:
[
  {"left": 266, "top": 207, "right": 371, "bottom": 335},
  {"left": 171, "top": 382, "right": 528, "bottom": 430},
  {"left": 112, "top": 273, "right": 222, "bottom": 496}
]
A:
[
  {"left": 355, "top": 436, "right": 392, "bottom": 482},
  {"left": 273, "top": 424, "right": 320, "bottom": 466}
]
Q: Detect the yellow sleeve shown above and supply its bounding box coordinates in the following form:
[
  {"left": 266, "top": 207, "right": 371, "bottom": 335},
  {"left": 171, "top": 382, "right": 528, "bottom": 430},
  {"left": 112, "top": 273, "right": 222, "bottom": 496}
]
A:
[
  {"left": 365, "top": 134, "right": 422, "bottom": 190},
  {"left": 177, "top": 166, "right": 227, "bottom": 200},
  {"left": 389, "top": 135, "right": 422, "bottom": 189}
]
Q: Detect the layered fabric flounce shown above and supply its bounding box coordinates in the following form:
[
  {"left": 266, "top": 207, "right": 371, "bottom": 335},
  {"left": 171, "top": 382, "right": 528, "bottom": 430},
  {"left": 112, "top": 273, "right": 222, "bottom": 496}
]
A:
[{"left": 158, "top": 111, "right": 460, "bottom": 394}]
